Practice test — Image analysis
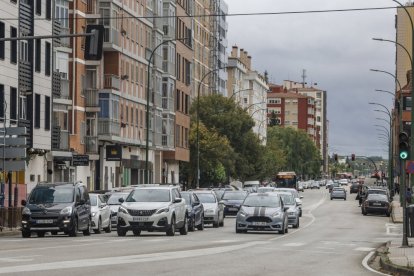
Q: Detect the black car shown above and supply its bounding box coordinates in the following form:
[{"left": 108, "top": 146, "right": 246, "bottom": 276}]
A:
[
  {"left": 221, "top": 191, "right": 248, "bottom": 216},
  {"left": 361, "top": 193, "right": 391, "bottom": 216},
  {"left": 21, "top": 182, "right": 92, "bottom": 238},
  {"left": 350, "top": 182, "right": 360, "bottom": 194},
  {"left": 181, "top": 191, "right": 204, "bottom": 231}
]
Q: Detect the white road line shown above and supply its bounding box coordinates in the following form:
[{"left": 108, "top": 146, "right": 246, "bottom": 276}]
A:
[
  {"left": 355, "top": 247, "right": 376, "bottom": 252},
  {"left": 362, "top": 251, "right": 391, "bottom": 276},
  {"left": 283, "top": 242, "right": 306, "bottom": 247},
  {"left": 0, "top": 241, "right": 269, "bottom": 274}
]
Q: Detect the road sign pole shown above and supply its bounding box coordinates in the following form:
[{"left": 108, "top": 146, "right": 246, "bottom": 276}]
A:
[{"left": 403, "top": 159, "right": 409, "bottom": 247}]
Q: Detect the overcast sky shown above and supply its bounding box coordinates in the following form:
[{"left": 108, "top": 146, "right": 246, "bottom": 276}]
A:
[{"left": 224, "top": 0, "right": 397, "bottom": 158}]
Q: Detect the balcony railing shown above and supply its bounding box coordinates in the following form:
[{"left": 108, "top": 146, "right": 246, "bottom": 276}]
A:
[
  {"left": 60, "top": 130, "right": 69, "bottom": 150},
  {"left": 60, "top": 27, "right": 70, "bottom": 48},
  {"left": 85, "top": 136, "right": 98, "bottom": 154},
  {"left": 60, "top": 79, "right": 70, "bottom": 99},
  {"left": 84, "top": 88, "right": 99, "bottom": 107},
  {"left": 103, "top": 27, "right": 120, "bottom": 47},
  {"left": 104, "top": 74, "right": 120, "bottom": 91},
  {"left": 98, "top": 119, "right": 120, "bottom": 136}
]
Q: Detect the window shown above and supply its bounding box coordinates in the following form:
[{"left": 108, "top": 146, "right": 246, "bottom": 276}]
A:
[
  {"left": 19, "top": 95, "right": 26, "bottom": 119},
  {"left": 35, "top": 94, "right": 41, "bottom": 128},
  {"left": 0, "top": 22, "right": 4, "bottom": 59},
  {"left": 10, "top": 26, "right": 17, "bottom": 64},
  {"left": 46, "top": 0, "right": 51, "bottom": 19},
  {"left": 45, "top": 42, "right": 51, "bottom": 76},
  {"left": 0, "top": 85, "right": 4, "bottom": 120},
  {"left": 10, "top": 87, "right": 17, "bottom": 121},
  {"left": 45, "top": 96, "right": 50, "bottom": 130},
  {"left": 36, "top": 0, "right": 41, "bottom": 15},
  {"left": 35, "top": 39, "right": 41, "bottom": 72}
]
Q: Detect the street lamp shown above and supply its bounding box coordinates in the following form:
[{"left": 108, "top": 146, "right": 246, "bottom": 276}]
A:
[
  {"left": 145, "top": 37, "right": 187, "bottom": 184},
  {"left": 373, "top": 37, "right": 413, "bottom": 64},
  {"left": 374, "top": 124, "right": 390, "bottom": 137},
  {"left": 229, "top": 88, "right": 253, "bottom": 100}
]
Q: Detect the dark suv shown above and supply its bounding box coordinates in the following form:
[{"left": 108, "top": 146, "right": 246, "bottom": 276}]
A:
[{"left": 21, "top": 182, "right": 92, "bottom": 238}]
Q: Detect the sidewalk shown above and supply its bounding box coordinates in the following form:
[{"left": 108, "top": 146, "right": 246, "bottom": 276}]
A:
[
  {"left": 0, "top": 227, "right": 20, "bottom": 237},
  {"left": 375, "top": 198, "right": 414, "bottom": 275}
]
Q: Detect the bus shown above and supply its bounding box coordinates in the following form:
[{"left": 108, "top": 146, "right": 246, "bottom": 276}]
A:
[{"left": 274, "top": 171, "right": 298, "bottom": 190}]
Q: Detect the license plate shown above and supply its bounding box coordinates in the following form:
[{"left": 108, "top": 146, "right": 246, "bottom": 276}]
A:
[
  {"left": 133, "top": 216, "right": 149, "bottom": 222},
  {"left": 36, "top": 219, "right": 53, "bottom": 224},
  {"left": 373, "top": 203, "right": 382, "bottom": 206},
  {"left": 111, "top": 217, "right": 117, "bottom": 221},
  {"left": 229, "top": 208, "right": 238, "bottom": 211},
  {"left": 252, "top": 221, "right": 267, "bottom": 226}
]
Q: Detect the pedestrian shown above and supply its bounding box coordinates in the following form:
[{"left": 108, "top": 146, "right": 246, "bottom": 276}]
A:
[
  {"left": 395, "top": 182, "right": 400, "bottom": 195},
  {"left": 358, "top": 185, "right": 365, "bottom": 207},
  {"left": 406, "top": 187, "right": 412, "bottom": 205}
]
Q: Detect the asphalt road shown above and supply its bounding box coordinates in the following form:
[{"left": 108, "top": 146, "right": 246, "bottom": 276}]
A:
[{"left": 0, "top": 187, "right": 396, "bottom": 276}]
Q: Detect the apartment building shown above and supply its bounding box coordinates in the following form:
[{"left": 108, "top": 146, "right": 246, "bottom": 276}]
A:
[{"left": 227, "top": 46, "right": 268, "bottom": 144}]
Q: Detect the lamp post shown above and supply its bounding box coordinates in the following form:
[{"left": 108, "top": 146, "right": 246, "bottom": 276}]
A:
[
  {"left": 229, "top": 88, "right": 253, "bottom": 100},
  {"left": 391, "top": 0, "right": 414, "bottom": 248},
  {"left": 145, "top": 37, "right": 187, "bottom": 184},
  {"left": 373, "top": 38, "right": 413, "bottom": 64}
]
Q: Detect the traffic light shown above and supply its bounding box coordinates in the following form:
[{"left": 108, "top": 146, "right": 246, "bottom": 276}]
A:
[
  {"left": 84, "top": 25, "right": 104, "bottom": 60},
  {"left": 351, "top": 154, "right": 355, "bottom": 161},
  {"left": 334, "top": 154, "right": 338, "bottom": 161},
  {"left": 399, "top": 132, "right": 410, "bottom": 160}
]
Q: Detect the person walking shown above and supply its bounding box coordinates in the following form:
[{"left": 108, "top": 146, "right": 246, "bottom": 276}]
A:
[
  {"left": 406, "top": 187, "right": 412, "bottom": 205},
  {"left": 395, "top": 182, "right": 400, "bottom": 195}
]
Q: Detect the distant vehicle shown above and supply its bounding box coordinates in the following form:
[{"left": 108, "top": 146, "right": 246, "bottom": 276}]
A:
[
  {"left": 310, "top": 181, "right": 320, "bottom": 189},
  {"left": 257, "top": 187, "right": 276, "bottom": 193},
  {"left": 297, "top": 182, "right": 304, "bottom": 192},
  {"left": 275, "top": 171, "right": 298, "bottom": 190},
  {"left": 361, "top": 193, "right": 391, "bottom": 217},
  {"left": 350, "top": 182, "right": 360, "bottom": 194},
  {"left": 331, "top": 187, "right": 346, "bottom": 200},
  {"left": 235, "top": 193, "right": 289, "bottom": 234},
  {"left": 243, "top": 180, "right": 260, "bottom": 192},
  {"left": 89, "top": 193, "right": 112, "bottom": 234},
  {"left": 107, "top": 192, "right": 130, "bottom": 229},
  {"left": 277, "top": 192, "right": 300, "bottom": 228},
  {"left": 326, "top": 180, "right": 334, "bottom": 190},
  {"left": 274, "top": 188, "right": 303, "bottom": 217},
  {"left": 21, "top": 182, "right": 92, "bottom": 238},
  {"left": 221, "top": 191, "right": 248, "bottom": 216},
  {"left": 338, "top": 179, "right": 349, "bottom": 186},
  {"left": 194, "top": 190, "right": 224, "bottom": 228},
  {"left": 329, "top": 182, "right": 340, "bottom": 193},
  {"left": 181, "top": 191, "right": 204, "bottom": 231}
]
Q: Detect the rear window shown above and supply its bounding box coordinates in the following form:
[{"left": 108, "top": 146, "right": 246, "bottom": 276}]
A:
[{"left": 29, "top": 187, "right": 74, "bottom": 204}]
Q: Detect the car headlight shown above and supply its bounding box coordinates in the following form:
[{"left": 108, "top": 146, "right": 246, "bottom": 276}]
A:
[
  {"left": 118, "top": 205, "right": 128, "bottom": 214},
  {"left": 91, "top": 212, "right": 97, "bottom": 217},
  {"left": 271, "top": 211, "right": 282, "bottom": 217},
  {"left": 156, "top": 207, "right": 170, "bottom": 214},
  {"left": 238, "top": 210, "right": 247, "bottom": 217},
  {"left": 60, "top": 206, "right": 72, "bottom": 216},
  {"left": 22, "top": 207, "right": 31, "bottom": 215}
]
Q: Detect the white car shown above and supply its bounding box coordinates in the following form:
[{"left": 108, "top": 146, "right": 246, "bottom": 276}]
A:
[
  {"left": 107, "top": 192, "right": 130, "bottom": 229},
  {"left": 339, "top": 179, "right": 349, "bottom": 186},
  {"left": 90, "top": 193, "right": 112, "bottom": 234},
  {"left": 117, "top": 186, "right": 188, "bottom": 236},
  {"left": 194, "top": 190, "right": 224, "bottom": 228}
]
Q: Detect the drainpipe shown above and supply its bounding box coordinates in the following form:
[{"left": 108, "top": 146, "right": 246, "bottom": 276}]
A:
[{"left": 72, "top": 0, "right": 77, "bottom": 136}]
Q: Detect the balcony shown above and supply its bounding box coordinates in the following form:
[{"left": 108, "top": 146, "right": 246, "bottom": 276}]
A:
[
  {"left": 162, "top": 60, "right": 175, "bottom": 76},
  {"left": 85, "top": 136, "right": 98, "bottom": 154},
  {"left": 98, "top": 119, "right": 120, "bottom": 137},
  {"left": 84, "top": 88, "right": 99, "bottom": 107},
  {"left": 104, "top": 74, "right": 120, "bottom": 91},
  {"left": 60, "top": 27, "right": 71, "bottom": 48},
  {"left": 60, "top": 79, "right": 70, "bottom": 99},
  {"left": 162, "top": 97, "right": 174, "bottom": 111},
  {"left": 103, "top": 27, "right": 121, "bottom": 50},
  {"left": 52, "top": 126, "right": 69, "bottom": 151}
]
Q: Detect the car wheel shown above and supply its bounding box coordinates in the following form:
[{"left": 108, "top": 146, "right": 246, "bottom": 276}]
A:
[
  {"left": 197, "top": 215, "right": 204, "bottom": 231},
  {"left": 362, "top": 210, "right": 367, "bottom": 216},
  {"left": 386, "top": 211, "right": 391, "bottom": 217},
  {"left": 104, "top": 218, "right": 112, "bottom": 233},
  {"left": 133, "top": 229, "right": 141, "bottom": 236},
  {"left": 166, "top": 216, "right": 176, "bottom": 236},
  {"left": 37, "top": 231, "right": 45, "bottom": 238},
  {"left": 219, "top": 213, "right": 224, "bottom": 227},
  {"left": 180, "top": 215, "right": 188, "bottom": 235},
  {"left": 293, "top": 218, "right": 299, "bottom": 229},
  {"left": 213, "top": 219, "right": 219, "bottom": 228},
  {"left": 189, "top": 215, "right": 195, "bottom": 232},
  {"left": 236, "top": 225, "right": 243, "bottom": 233},
  {"left": 117, "top": 226, "right": 127, "bottom": 236},
  {"left": 299, "top": 210, "right": 302, "bottom": 217},
  {"left": 68, "top": 218, "right": 78, "bottom": 237},
  {"left": 344, "top": 198, "right": 346, "bottom": 201},
  {"left": 94, "top": 218, "right": 102, "bottom": 234},
  {"left": 83, "top": 218, "right": 92, "bottom": 236},
  {"left": 278, "top": 226, "right": 285, "bottom": 235},
  {"left": 22, "top": 230, "right": 31, "bottom": 238}
]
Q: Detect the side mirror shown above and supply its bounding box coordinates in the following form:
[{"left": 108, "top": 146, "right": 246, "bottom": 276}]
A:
[
  {"left": 100, "top": 203, "right": 107, "bottom": 208},
  {"left": 174, "top": 198, "right": 183, "bottom": 203},
  {"left": 192, "top": 202, "right": 199, "bottom": 207},
  {"left": 283, "top": 207, "right": 289, "bottom": 212},
  {"left": 21, "top": 199, "right": 27, "bottom": 206},
  {"left": 300, "top": 196, "right": 304, "bottom": 199},
  {"left": 118, "top": 198, "right": 125, "bottom": 203}
]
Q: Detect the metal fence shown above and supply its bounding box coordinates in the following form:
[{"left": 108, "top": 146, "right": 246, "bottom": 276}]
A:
[{"left": 0, "top": 207, "right": 22, "bottom": 231}]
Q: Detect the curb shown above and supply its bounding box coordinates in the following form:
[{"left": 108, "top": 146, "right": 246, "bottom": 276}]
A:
[
  {"left": 0, "top": 228, "right": 21, "bottom": 237},
  {"left": 378, "top": 241, "right": 414, "bottom": 276}
]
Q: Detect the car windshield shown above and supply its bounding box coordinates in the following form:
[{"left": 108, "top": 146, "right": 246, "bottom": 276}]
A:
[
  {"left": 107, "top": 193, "right": 128, "bottom": 205},
  {"left": 243, "top": 195, "right": 280, "bottom": 208},
  {"left": 126, "top": 189, "right": 170, "bottom": 202},
  {"left": 279, "top": 194, "right": 295, "bottom": 205},
  {"left": 89, "top": 194, "right": 98, "bottom": 206},
  {"left": 181, "top": 193, "right": 191, "bottom": 204},
  {"left": 29, "top": 187, "right": 74, "bottom": 204},
  {"left": 333, "top": 188, "right": 344, "bottom": 192},
  {"left": 195, "top": 193, "right": 216, "bottom": 203},
  {"left": 222, "top": 192, "right": 247, "bottom": 200}
]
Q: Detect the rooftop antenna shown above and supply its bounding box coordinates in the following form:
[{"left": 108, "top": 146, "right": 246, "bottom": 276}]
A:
[{"left": 301, "top": 69, "right": 307, "bottom": 88}]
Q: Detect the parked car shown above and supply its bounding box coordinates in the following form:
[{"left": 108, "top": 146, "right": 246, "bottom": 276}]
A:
[
  {"left": 361, "top": 193, "right": 391, "bottom": 216},
  {"left": 277, "top": 192, "right": 300, "bottom": 228},
  {"left": 21, "top": 181, "right": 92, "bottom": 238},
  {"left": 274, "top": 188, "right": 303, "bottom": 217},
  {"left": 212, "top": 188, "right": 225, "bottom": 201},
  {"left": 235, "top": 193, "right": 289, "bottom": 234},
  {"left": 181, "top": 191, "right": 204, "bottom": 231},
  {"left": 366, "top": 188, "right": 391, "bottom": 202},
  {"left": 221, "top": 191, "right": 248, "bottom": 216},
  {"left": 107, "top": 192, "right": 130, "bottom": 229},
  {"left": 310, "top": 182, "right": 320, "bottom": 189},
  {"left": 194, "top": 190, "right": 224, "bottom": 228},
  {"left": 117, "top": 185, "right": 188, "bottom": 236},
  {"left": 330, "top": 187, "right": 347, "bottom": 200},
  {"left": 89, "top": 193, "right": 112, "bottom": 234}
]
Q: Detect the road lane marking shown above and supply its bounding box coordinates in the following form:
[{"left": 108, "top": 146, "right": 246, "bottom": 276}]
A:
[
  {"left": 362, "top": 251, "right": 391, "bottom": 276},
  {"left": 354, "top": 247, "right": 376, "bottom": 252},
  {"left": 0, "top": 241, "right": 269, "bottom": 274},
  {"left": 283, "top": 242, "right": 306, "bottom": 247}
]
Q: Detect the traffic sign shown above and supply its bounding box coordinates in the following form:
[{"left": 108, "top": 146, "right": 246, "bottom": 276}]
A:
[{"left": 406, "top": 161, "right": 414, "bottom": 174}]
